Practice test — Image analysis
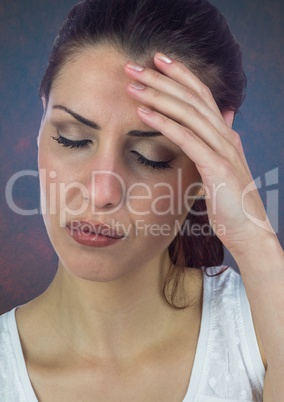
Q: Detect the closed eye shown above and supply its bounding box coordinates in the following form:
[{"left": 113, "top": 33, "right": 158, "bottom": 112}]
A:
[
  {"left": 52, "top": 133, "right": 92, "bottom": 149},
  {"left": 131, "top": 151, "right": 173, "bottom": 170}
]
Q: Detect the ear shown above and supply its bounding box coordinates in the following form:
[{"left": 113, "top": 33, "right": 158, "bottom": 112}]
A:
[
  {"left": 41, "top": 96, "right": 47, "bottom": 111},
  {"left": 221, "top": 110, "right": 235, "bottom": 128},
  {"left": 37, "top": 97, "right": 47, "bottom": 148}
]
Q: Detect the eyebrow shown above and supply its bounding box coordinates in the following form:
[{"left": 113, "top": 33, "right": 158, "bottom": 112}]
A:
[
  {"left": 52, "top": 104, "right": 162, "bottom": 138},
  {"left": 53, "top": 105, "right": 100, "bottom": 129}
]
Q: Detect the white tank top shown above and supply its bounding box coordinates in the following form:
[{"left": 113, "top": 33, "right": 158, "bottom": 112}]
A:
[
  {"left": 0, "top": 266, "right": 265, "bottom": 401},
  {"left": 183, "top": 266, "right": 265, "bottom": 401}
]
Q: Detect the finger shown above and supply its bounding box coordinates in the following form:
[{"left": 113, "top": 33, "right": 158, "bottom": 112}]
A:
[
  {"left": 153, "top": 53, "right": 223, "bottom": 117},
  {"left": 136, "top": 105, "right": 222, "bottom": 172},
  {"left": 125, "top": 59, "right": 237, "bottom": 148},
  {"left": 125, "top": 54, "right": 224, "bottom": 118},
  {"left": 127, "top": 80, "right": 238, "bottom": 161},
  {"left": 125, "top": 60, "right": 224, "bottom": 121},
  {"left": 153, "top": 54, "right": 248, "bottom": 163},
  {"left": 222, "top": 110, "right": 235, "bottom": 128}
]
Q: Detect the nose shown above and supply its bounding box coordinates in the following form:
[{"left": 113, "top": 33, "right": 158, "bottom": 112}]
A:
[{"left": 90, "top": 169, "right": 126, "bottom": 213}]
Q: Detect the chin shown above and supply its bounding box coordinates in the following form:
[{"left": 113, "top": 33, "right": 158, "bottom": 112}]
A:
[{"left": 58, "top": 255, "right": 138, "bottom": 284}]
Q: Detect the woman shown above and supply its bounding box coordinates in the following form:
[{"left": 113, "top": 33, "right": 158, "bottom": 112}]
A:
[{"left": 0, "top": 0, "right": 283, "bottom": 400}]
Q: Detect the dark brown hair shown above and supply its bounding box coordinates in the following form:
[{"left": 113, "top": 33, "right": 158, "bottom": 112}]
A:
[{"left": 39, "top": 0, "right": 246, "bottom": 308}]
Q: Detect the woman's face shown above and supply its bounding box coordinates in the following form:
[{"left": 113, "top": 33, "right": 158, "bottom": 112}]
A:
[{"left": 38, "top": 45, "right": 201, "bottom": 282}]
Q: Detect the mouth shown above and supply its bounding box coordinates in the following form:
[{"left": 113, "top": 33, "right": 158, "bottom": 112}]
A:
[
  {"left": 80, "top": 222, "right": 124, "bottom": 239},
  {"left": 66, "top": 220, "right": 125, "bottom": 247}
]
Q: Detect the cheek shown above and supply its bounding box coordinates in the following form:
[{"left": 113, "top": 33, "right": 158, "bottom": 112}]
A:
[
  {"left": 38, "top": 153, "right": 87, "bottom": 229},
  {"left": 127, "top": 167, "right": 201, "bottom": 226}
]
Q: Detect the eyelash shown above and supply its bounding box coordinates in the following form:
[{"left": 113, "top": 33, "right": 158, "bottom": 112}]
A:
[
  {"left": 52, "top": 134, "right": 173, "bottom": 170},
  {"left": 131, "top": 151, "right": 173, "bottom": 170},
  {"left": 52, "top": 133, "right": 92, "bottom": 149}
]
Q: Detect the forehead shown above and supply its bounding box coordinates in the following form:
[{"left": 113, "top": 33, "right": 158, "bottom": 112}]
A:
[{"left": 48, "top": 45, "right": 140, "bottom": 129}]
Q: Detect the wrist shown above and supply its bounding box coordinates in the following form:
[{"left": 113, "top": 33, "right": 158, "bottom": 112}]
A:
[{"left": 229, "top": 232, "right": 283, "bottom": 272}]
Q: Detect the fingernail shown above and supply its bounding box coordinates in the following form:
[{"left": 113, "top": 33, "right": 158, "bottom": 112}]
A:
[
  {"left": 138, "top": 106, "right": 152, "bottom": 114},
  {"left": 129, "top": 82, "right": 145, "bottom": 90},
  {"left": 156, "top": 53, "right": 172, "bottom": 64},
  {"left": 126, "top": 62, "right": 145, "bottom": 72}
]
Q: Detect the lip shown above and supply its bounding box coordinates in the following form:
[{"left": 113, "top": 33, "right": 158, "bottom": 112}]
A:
[{"left": 66, "top": 220, "right": 125, "bottom": 248}]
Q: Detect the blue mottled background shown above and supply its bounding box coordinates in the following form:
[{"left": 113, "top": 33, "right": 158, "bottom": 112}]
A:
[{"left": 0, "top": 0, "right": 283, "bottom": 314}]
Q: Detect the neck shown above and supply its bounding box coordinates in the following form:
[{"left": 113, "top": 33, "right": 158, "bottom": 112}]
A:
[{"left": 41, "top": 253, "right": 185, "bottom": 361}]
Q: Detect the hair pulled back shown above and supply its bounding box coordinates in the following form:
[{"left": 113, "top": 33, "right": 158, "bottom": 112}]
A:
[{"left": 40, "top": 0, "right": 246, "bottom": 308}]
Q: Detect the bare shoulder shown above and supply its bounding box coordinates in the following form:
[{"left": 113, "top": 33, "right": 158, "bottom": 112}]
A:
[{"left": 15, "top": 297, "right": 60, "bottom": 368}]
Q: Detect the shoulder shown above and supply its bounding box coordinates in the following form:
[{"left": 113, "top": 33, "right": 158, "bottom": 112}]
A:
[
  {"left": 0, "top": 307, "right": 40, "bottom": 400},
  {"left": 203, "top": 265, "right": 253, "bottom": 320},
  {"left": 203, "top": 265, "right": 248, "bottom": 299},
  {"left": 0, "top": 309, "right": 12, "bottom": 351},
  {"left": 0, "top": 309, "right": 19, "bottom": 396},
  {"left": 204, "top": 266, "right": 267, "bottom": 370},
  {"left": 188, "top": 266, "right": 266, "bottom": 399},
  {"left": 0, "top": 308, "right": 18, "bottom": 364}
]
